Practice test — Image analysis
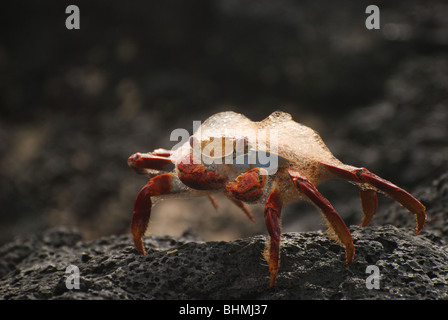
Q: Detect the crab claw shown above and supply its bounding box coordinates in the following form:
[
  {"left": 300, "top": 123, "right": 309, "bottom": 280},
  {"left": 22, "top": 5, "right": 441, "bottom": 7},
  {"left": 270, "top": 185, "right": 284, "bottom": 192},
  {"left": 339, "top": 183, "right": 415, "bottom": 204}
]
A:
[
  {"left": 320, "top": 162, "right": 426, "bottom": 235},
  {"left": 128, "top": 151, "right": 175, "bottom": 174}
]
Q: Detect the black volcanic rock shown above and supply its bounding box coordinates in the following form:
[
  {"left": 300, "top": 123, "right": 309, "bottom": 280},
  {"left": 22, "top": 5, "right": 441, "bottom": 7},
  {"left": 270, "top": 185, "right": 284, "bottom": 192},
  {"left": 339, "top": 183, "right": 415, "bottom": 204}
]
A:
[{"left": 1, "top": 171, "right": 447, "bottom": 300}]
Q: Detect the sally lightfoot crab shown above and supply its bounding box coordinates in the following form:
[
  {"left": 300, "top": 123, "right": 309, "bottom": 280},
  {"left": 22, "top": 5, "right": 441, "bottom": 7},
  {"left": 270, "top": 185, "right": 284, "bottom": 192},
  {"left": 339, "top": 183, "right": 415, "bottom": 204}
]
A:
[{"left": 127, "top": 111, "right": 426, "bottom": 288}]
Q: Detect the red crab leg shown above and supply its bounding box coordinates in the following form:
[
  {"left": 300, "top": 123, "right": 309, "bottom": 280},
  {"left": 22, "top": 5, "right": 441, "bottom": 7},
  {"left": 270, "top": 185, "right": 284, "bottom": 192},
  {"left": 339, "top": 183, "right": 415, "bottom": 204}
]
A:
[
  {"left": 264, "top": 183, "right": 282, "bottom": 288},
  {"left": 207, "top": 194, "right": 256, "bottom": 223},
  {"left": 225, "top": 168, "right": 281, "bottom": 284},
  {"left": 208, "top": 195, "right": 219, "bottom": 210},
  {"left": 288, "top": 169, "right": 355, "bottom": 267},
  {"left": 228, "top": 197, "right": 256, "bottom": 223},
  {"left": 320, "top": 162, "right": 426, "bottom": 234},
  {"left": 359, "top": 189, "right": 378, "bottom": 227},
  {"left": 132, "top": 172, "right": 184, "bottom": 255}
]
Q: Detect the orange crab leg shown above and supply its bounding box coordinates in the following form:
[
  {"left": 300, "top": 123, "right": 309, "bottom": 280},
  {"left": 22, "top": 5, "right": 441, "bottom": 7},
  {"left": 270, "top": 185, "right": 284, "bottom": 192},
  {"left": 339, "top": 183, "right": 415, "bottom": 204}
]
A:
[
  {"left": 359, "top": 188, "right": 378, "bottom": 227},
  {"left": 207, "top": 195, "right": 220, "bottom": 210},
  {"left": 225, "top": 168, "right": 282, "bottom": 284},
  {"left": 264, "top": 184, "right": 282, "bottom": 288},
  {"left": 228, "top": 197, "right": 256, "bottom": 223},
  {"left": 320, "top": 162, "right": 426, "bottom": 234},
  {"left": 131, "top": 173, "right": 183, "bottom": 255},
  {"left": 207, "top": 194, "right": 256, "bottom": 223},
  {"left": 288, "top": 169, "right": 355, "bottom": 267}
]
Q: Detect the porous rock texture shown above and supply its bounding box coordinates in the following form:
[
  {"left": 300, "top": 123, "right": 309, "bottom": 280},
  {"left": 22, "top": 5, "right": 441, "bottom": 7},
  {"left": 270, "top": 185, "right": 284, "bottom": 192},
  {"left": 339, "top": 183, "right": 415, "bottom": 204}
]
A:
[{"left": 1, "top": 172, "right": 447, "bottom": 300}]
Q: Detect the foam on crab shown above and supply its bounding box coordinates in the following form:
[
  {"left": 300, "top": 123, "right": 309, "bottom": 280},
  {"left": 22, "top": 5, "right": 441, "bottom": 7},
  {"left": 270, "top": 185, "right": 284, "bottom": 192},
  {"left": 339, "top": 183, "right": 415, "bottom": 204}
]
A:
[{"left": 179, "top": 111, "right": 341, "bottom": 187}]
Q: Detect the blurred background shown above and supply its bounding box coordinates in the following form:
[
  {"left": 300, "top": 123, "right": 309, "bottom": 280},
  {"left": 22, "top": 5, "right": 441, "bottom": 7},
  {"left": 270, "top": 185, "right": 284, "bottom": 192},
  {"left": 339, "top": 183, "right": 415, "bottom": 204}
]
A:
[{"left": 0, "top": 0, "right": 447, "bottom": 245}]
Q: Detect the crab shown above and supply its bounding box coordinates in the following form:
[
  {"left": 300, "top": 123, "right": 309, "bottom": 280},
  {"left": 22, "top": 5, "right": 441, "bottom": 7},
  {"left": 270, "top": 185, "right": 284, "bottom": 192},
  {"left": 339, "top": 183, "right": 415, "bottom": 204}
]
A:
[{"left": 127, "top": 111, "right": 426, "bottom": 288}]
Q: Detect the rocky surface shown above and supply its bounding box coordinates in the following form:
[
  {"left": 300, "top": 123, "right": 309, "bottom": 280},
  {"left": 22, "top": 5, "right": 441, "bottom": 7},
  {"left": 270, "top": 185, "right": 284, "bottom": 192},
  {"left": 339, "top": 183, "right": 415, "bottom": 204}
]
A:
[
  {"left": 1, "top": 170, "right": 447, "bottom": 300},
  {"left": 1, "top": 224, "right": 447, "bottom": 300}
]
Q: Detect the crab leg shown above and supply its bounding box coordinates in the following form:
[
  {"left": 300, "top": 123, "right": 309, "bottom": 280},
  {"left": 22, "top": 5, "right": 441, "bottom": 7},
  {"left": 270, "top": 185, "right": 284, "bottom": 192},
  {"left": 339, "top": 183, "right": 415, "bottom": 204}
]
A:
[
  {"left": 264, "top": 183, "right": 282, "bottom": 288},
  {"left": 320, "top": 162, "right": 426, "bottom": 234},
  {"left": 225, "top": 168, "right": 283, "bottom": 285},
  {"left": 228, "top": 197, "right": 257, "bottom": 223},
  {"left": 359, "top": 189, "right": 378, "bottom": 227},
  {"left": 208, "top": 194, "right": 256, "bottom": 223},
  {"left": 132, "top": 173, "right": 185, "bottom": 255},
  {"left": 207, "top": 195, "right": 220, "bottom": 210},
  {"left": 288, "top": 169, "right": 355, "bottom": 266},
  {"left": 224, "top": 168, "right": 267, "bottom": 223}
]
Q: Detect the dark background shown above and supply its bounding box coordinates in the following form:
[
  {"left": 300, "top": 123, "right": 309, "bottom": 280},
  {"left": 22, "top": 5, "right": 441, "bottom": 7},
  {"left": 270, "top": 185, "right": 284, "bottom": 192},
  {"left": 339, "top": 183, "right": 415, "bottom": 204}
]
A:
[{"left": 0, "top": 0, "right": 447, "bottom": 244}]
